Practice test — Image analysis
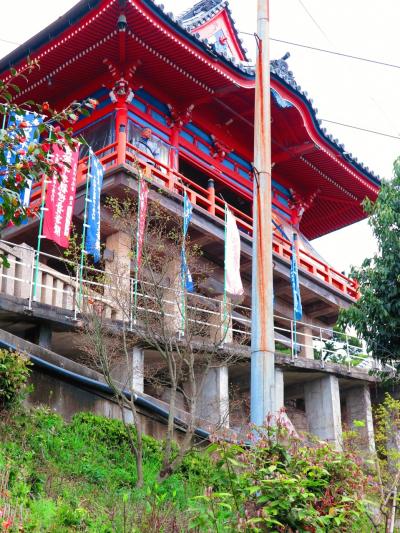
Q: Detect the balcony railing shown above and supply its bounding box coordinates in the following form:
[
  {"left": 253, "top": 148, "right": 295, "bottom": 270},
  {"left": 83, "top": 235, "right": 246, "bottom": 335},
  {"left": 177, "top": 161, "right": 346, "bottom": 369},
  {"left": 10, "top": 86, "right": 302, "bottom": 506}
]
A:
[
  {"left": 29, "top": 135, "right": 359, "bottom": 300},
  {"left": 0, "top": 239, "right": 379, "bottom": 373}
]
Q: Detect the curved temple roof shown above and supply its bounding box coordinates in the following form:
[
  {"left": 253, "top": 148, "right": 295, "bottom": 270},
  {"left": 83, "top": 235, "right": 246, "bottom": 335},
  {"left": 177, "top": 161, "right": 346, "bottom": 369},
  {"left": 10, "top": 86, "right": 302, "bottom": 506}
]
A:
[
  {"left": 177, "top": 0, "right": 250, "bottom": 61},
  {"left": 0, "top": 0, "right": 381, "bottom": 239}
]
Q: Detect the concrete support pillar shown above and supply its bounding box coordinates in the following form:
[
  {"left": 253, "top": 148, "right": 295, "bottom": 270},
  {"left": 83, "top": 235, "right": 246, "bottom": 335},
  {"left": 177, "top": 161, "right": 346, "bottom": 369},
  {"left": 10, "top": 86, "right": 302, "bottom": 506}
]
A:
[
  {"left": 275, "top": 367, "right": 284, "bottom": 411},
  {"left": 132, "top": 346, "right": 144, "bottom": 394},
  {"left": 196, "top": 366, "right": 229, "bottom": 428},
  {"left": 304, "top": 375, "right": 342, "bottom": 449},
  {"left": 1, "top": 253, "right": 15, "bottom": 296},
  {"left": 209, "top": 295, "right": 232, "bottom": 344},
  {"left": 14, "top": 244, "right": 34, "bottom": 299},
  {"left": 111, "top": 346, "right": 144, "bottom": 394},
  {"left": 345, "top": 385, "right": 375, "bottom": 452},
  {"left": 105, "top": 231, "right": 131, "bottom": 319},
  {"left": 163, "top": 258, "right": 182, "bottom": 335},
  {"left": 37, "top": 324, "right": 52, "bottom": 350},
  {"left": 298, "top": 324, "right": 314, "bottom": 359}
]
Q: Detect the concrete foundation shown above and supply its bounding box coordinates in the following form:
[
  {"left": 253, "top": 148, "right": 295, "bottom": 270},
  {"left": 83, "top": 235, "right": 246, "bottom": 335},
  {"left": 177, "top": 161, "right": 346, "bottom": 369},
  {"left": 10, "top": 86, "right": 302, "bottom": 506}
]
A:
[
  {"left": 344, "top": 385, "right": 375, "bottom": 452},
  {"left": 304, "top": 375, "right": 342, "bottom": 449},
  {"left": 196, "top": 366, "right": 229, "bottom": 428},
  {"left": 111, "top": 346, "right": 144, "bottom": 393}
]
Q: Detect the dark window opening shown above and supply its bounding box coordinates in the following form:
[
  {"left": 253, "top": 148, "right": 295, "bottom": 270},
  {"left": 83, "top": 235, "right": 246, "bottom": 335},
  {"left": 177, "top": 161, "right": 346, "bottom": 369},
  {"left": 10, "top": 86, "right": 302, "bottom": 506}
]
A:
[
  {"left": 216, "top": 187, "right": 252, "bottom": 217},
  {"left": 179, "top": 156, "right": 252, "bottom": 218},
  {"left": 179, "top": 156, "right": 210, "bottom": 190},
  {"left": 77, "top": 114, "right": 116, "bottom": 158}
]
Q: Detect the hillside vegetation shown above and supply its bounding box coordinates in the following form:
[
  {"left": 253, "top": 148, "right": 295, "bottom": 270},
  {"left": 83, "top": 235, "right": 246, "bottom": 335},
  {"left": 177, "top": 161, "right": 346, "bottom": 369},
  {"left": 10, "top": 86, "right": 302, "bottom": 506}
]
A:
[{"left": 0, "top": 407, "right": 375, "bottom": 532}]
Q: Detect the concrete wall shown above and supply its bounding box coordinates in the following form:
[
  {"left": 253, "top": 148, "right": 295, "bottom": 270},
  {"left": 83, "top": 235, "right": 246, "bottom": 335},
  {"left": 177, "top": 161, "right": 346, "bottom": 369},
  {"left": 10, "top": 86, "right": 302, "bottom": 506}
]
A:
[{"left": 28, "top": 370, "right": 180, "bottom": 441}]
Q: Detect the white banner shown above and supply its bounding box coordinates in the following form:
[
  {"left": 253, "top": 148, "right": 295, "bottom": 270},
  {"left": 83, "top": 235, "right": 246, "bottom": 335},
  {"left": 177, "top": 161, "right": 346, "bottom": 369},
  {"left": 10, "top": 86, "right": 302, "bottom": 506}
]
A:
[{"left": 225, "top": 207, "right": 244, "bottom": 296}]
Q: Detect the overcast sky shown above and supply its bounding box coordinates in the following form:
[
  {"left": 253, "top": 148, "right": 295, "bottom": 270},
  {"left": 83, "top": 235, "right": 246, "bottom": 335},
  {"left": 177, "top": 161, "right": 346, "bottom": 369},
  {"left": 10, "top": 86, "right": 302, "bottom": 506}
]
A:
[{"left": 1, "top": 0, "right": 398, "bottom": 274}]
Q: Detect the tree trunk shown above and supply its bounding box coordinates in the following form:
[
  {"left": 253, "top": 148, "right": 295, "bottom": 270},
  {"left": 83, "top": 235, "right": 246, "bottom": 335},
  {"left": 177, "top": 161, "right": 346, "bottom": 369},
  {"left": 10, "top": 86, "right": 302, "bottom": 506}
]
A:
[
  {"left": 159, "top": 384, "right": 177, "bottom": 480},
  {"left": 386, "top": 487, "right": 397, "bottom": 533}
]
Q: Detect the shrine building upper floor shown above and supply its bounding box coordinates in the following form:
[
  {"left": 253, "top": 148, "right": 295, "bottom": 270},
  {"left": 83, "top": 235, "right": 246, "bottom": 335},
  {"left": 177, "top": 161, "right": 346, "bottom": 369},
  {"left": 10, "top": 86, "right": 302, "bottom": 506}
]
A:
[{"left": 0, "top": 0, "right": 381, "bottom": 306}]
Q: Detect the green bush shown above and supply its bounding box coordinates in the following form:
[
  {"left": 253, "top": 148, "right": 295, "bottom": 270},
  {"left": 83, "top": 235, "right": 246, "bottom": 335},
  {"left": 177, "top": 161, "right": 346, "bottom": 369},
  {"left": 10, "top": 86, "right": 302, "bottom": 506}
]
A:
[
  {"left": 0, "top": 348, "right": 32, "bottom": 410},
  {"left": 189, "top": 426, "right": 372, "bottom": 531},
  {"left": 0, "top": 408, "right": 376, "bottom": 531}
]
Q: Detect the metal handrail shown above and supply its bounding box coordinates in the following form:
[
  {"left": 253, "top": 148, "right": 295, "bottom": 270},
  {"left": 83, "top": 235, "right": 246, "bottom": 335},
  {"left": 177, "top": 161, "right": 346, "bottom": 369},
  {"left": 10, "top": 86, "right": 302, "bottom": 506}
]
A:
[{"left": 0, "top": 240, "right": 375, "bottom": 371}]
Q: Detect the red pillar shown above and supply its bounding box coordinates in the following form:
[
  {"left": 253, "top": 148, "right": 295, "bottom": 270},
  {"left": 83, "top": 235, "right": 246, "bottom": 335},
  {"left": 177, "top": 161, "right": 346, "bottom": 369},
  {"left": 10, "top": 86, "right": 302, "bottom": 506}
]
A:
[
  {"left": 115, "top": 96, "right": 127, "bottom": 166},
  {"left": 169, "top": 126, "right": 179, "bottom": 171}
]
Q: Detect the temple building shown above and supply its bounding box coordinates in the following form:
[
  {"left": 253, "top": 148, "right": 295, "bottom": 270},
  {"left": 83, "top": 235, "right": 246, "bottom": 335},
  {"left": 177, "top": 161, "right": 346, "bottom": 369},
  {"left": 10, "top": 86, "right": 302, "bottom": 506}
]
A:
[{"left": 0, "top": 0, "right": 380, "bottom": 449}]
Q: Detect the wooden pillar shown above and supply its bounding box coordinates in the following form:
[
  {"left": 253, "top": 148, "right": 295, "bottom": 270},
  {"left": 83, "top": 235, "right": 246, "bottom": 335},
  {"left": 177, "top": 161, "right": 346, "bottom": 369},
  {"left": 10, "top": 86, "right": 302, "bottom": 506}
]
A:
[
  {"left": 115, "top": 97, "right": 128, "bottom": 166},
  {"left": 169, "top": 126, "right": 179, "bottom": 171},
  {"left": 207, "top": 179, "right": 216, "bottom": 216}
]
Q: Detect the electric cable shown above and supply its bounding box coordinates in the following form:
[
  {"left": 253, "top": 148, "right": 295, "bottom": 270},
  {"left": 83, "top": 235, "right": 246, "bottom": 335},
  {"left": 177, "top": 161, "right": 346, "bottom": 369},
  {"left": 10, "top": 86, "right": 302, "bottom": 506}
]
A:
[
  {"left": 319, "top": 119, "right": 400, "bottom": 141},
  {"left": 270, "top": 37, "right": 400, "bottom": 71}
]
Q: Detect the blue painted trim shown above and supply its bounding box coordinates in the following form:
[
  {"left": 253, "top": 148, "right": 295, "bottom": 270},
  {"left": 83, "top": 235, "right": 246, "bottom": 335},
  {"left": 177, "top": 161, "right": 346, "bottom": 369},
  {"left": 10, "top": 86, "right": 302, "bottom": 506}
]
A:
[
  {"left": 222, "top": 159, "right": 235, "bottom": 171},
  {"left": 136, "top": 87, "right": 170, "bottom": 115},
  {"left": 180, "top": 130, "right": 194, "bottom": 143},
  {"left": 230, "top": 151, "right": 252, "bottom": 170},
  {"left": 186, "top": 122, "right": 213, "bottom": 144},
  {"left": 198, "top": 141, "right": 211, "bottom": 155}
]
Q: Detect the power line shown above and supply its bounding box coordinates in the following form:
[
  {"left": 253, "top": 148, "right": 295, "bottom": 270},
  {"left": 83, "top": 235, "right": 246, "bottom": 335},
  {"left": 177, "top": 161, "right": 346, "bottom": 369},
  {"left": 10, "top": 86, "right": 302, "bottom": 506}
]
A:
[
  {"left": 0, "top": 37, "right": 20, "bottom": 46},
  {"left": 271, "top": 37, "right": 400, "bottom": 71},
  {"left": 296, "top": 0, "right": 331, "bottom": 43},
  {"left": 320, "top": 118, "right": 400, "bottom": 141}
]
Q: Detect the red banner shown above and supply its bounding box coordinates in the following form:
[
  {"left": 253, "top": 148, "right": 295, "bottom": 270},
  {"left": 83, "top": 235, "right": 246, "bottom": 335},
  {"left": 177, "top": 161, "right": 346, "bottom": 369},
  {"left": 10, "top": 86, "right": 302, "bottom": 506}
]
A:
[
  {"left": 43, "top": 144, "right": 79, "bottom": 248},
  {"left": 136, "top": 178, "right": 149, "bottom": 270}
]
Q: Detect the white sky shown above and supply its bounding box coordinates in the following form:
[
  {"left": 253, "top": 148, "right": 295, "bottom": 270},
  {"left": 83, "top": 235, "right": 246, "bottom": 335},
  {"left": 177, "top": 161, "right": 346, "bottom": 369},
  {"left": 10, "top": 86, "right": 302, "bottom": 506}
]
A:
[{"left": 1, "top": 0, "right": 398, "bottom": 274}]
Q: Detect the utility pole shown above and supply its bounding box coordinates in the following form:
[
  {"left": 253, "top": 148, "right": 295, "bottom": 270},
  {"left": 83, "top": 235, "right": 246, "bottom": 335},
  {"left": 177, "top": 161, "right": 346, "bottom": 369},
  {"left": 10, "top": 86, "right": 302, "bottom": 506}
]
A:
[{"left": 250, "top": 0, "right": 276, "bottom": 426}]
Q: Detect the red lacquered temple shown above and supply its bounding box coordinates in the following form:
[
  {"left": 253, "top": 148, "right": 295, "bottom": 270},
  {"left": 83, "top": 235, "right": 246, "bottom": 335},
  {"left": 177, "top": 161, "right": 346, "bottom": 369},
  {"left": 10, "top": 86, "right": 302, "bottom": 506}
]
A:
[{"left": 0, "top": 0, "right": 380, "bottom": 447}]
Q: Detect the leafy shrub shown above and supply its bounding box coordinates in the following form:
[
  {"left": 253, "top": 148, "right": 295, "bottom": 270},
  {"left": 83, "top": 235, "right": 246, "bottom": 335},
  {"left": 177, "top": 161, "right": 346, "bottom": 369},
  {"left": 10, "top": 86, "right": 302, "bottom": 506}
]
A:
[
  {"left": 69, "top": 411, "right": 130, "bottom": 447},
  {"left": 0, "top": 349, "right": 32, "bottom": 410},
  {"left": 189, "top": 423, "right": 371, "bottom": 531}
]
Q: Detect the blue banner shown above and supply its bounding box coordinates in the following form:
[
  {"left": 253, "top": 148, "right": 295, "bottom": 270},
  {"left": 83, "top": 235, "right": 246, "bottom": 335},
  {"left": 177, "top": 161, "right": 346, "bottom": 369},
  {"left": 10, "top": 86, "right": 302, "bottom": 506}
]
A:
[
  {"left": 0, "top": 111, "right": 42, "bottom": 221},
  {"left": 291, "top": 234, "right": 302, "bottom": 321},
  {"left": 181, "top": 192, "right": 194, "bottom": 292},
  {"left": 85, "top": 151, "right": 104, "bottom": 263}
]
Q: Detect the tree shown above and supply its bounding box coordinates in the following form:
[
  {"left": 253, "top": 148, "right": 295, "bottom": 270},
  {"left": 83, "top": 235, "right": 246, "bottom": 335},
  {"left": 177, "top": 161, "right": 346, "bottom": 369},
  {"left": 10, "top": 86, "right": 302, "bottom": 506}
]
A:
[
  {"left": 371, "top": 394, "right": 400, "bottom": 533},
  {"left": 0, "top": 59, "right": 98, "bottom": 242},
  {"left": 79, "top": 190, "right": 242, "bottom": 485},
  {"left": 339, "top": 157, "right": 400, "bottom": 367}
]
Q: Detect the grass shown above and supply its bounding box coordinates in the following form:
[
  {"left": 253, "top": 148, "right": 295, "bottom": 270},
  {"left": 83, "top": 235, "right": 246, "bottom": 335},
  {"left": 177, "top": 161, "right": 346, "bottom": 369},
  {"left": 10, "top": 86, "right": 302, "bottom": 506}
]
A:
[
  {"left": 0, "top": 407, "right": 377, "bottom": 532},
  {"left": 0, "top": 409, "right": 213, "bottom": 532}
]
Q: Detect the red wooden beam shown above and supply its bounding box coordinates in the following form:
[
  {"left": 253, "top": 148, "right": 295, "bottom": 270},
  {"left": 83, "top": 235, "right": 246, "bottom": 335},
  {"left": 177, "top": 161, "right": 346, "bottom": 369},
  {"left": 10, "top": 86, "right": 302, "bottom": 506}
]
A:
[{"left": 272, "top": 142, "right": 316, "bottom": 164}]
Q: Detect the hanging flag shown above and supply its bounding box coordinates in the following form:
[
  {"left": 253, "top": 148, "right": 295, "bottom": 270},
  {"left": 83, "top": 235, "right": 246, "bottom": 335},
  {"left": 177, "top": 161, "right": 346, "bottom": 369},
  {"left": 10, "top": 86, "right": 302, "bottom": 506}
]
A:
[
  {"left": 16, "top": 113, "right": 44, "bottom": 207},
  {"left": 136, "top": 177, "right": 149, "bottom": 270},
  {"left": 181, "top": 191, "right": 194, "bottom": 292},
  {"left": 291, "top": 233, "right": 303, "bottom": 321},
  {"left": 85, "top": 152, "right": 104, "bottom": 263},
  {"left": 0, "top": 111, "right": 43, "bottom": 202},
  {"left": 0, "top": 111, "right": 43, "bottom": 224},
  {"left": 43, "top": 144, "right": 79, "bottom": 248},
  {"left": 225, "top": 205, "right": 243, "bottom": 296}
]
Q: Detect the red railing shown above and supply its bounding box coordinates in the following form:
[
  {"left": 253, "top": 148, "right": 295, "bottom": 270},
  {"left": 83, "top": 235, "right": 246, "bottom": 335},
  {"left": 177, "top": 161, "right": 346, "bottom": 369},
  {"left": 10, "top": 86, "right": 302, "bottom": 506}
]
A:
[{"left": 30, "top": 137, "right": 359, "bottom": 300}]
